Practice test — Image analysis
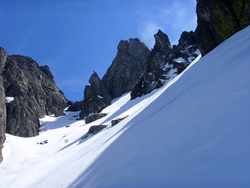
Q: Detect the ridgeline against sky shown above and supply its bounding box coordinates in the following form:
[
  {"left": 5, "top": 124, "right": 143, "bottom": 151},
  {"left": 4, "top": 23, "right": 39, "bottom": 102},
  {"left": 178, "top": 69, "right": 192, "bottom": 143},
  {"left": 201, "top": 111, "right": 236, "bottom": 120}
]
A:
[{"left": 0, "top": 0, "right": 197, "bottom": 101}]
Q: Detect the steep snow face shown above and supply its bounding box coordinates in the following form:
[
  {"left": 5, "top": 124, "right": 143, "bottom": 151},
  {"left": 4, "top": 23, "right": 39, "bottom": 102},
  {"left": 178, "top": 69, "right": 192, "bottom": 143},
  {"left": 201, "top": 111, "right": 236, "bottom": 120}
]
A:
[
  {"left": 0, "top": 26, "right": 250, "bottom": 188},
  {"left": 68, "top": 26, "right": 250, "bottom": 188}
]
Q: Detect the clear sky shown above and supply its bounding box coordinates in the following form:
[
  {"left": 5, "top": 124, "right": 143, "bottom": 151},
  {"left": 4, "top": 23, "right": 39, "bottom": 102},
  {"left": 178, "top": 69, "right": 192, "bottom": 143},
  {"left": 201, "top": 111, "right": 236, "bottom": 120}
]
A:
[{"left": 0, "top": 0, "right": 197, "bottom": 102}]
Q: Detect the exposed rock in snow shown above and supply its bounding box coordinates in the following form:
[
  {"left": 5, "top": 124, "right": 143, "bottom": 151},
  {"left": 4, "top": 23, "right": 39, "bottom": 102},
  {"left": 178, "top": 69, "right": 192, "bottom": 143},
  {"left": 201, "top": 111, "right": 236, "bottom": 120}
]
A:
[
  {"left": 81, "top": 125, "right": 108, "bottom": 139},
  {"left": 131, "top": 29, "right": 199, "bottom": 100},
  {"left": 111, "top": 115, "right": 128, "bottom": 126},
  {"left": 85, "top": 113, "right": 108, "bottom": 124}
]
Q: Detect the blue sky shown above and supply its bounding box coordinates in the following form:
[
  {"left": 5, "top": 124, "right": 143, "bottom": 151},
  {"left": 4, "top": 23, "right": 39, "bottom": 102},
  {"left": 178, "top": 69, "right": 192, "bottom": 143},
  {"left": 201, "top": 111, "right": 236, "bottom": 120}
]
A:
[{"left": 0, "top": 0, "right": 197, "bottom": 102}]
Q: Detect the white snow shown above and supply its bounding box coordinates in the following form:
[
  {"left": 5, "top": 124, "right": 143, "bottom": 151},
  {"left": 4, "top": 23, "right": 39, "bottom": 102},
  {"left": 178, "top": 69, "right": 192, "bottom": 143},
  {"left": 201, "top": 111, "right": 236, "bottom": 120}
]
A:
[
  {"left": 0, "top": 26, "right": 250, "bottom": 188},
  {"left": 175, "top": 57, "right": 186, "bottom": 63},
  {"left": 5, "top": 96, "right": 14, "bottom": 103}
]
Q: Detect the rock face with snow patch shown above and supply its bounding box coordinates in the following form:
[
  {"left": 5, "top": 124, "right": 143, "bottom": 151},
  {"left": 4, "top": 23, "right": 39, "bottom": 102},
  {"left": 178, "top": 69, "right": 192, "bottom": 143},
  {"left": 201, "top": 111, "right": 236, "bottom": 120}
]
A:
[
  {"left": 79, "top": 39, "right": 150, "bottom": 120},
  {"left": 0, "top": 47, "right": 7, "bottom": 163},
  {"left": 79, "top": 72, "right": 112, "bottom": 119},
  {"left": 3, "top": 55, "right": 68, "bottom": 137},
  {"left": 131, "top": 30, "right": 199, "bottom": 99},
  {"left": 196, "top": 0, "right": 250, "bottom": 56}
]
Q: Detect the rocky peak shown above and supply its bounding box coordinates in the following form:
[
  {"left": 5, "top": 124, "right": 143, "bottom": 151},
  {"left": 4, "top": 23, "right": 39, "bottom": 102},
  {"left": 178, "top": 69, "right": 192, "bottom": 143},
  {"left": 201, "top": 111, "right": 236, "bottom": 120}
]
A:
[
  {"left": 117, "top": 40, "right": 129, "bottom": 52},
  {"left": 79, "top": 38, "right": 150, "bottom": 119},
  {"left": 178, "top": 31, "right": 197, "bottom": 51},
  {"left": 131, "top": 30, "right": 199, "bottom": 100},
  {"left": 154, "top": 29, "right": 171, "bottom": 51},
  {"left": 128, "top": 38, "right": 149, "bottom": 59},
  {"left": 39, "top": 65, "right": 54, "bottom": 81},
  {"left": 102, "top": 38, "right": 150, "bottom": 98}
]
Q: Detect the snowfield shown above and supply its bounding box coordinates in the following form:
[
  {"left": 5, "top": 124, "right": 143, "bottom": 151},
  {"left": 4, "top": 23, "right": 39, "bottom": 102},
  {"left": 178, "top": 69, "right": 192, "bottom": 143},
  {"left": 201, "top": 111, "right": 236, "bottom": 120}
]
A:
[{"left": 1, "top": 26, "right": 250, "bottom": 188}]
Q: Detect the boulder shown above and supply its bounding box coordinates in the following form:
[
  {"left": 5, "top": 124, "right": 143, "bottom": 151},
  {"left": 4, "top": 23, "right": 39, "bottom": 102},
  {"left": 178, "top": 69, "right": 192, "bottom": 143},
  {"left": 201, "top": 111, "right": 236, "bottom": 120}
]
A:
[
  {"left": 81, "top": 125, "right": 107, "bottom": 139},
  {"left": 0, "top": 47, "right": 7, "bottom": 163},
  {"left": 85, "top": 113, "right": 108, "bottom": 124},
  {"left": 111, "top": 116, "right": 128, "bottom": 126},
  {"left": 196, "top": 0, "right": 250, "bottom": 56},
  {"left": 87, "top": 125, "right": 107, "bottom": 134}
]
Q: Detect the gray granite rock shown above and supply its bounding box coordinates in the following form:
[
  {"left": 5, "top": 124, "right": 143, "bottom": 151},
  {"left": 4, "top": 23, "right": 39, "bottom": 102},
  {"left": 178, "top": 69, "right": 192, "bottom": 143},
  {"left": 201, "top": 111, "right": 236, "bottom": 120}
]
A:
[
  {"left": 0, "top": 47, "right": 7, "bottom": 164},
  {"left": 3, "top": 55, "right": 68, "bottom": 137}
]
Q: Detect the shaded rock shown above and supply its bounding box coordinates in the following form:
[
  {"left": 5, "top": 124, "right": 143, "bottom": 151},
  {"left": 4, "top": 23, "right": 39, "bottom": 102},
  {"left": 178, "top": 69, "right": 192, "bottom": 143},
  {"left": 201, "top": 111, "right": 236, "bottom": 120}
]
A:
[
  {"left": 88, "top": 125, "right": 107, "bottom": 134},
  {"left": 67, "top": 101, "right": 82, "bottom": 111},
  {"left": 37, "top": 140, "right": 48, "bottom": 145},
  {"left": 55, "top": 109, "right": 65, "bottom": 117},
  {"left": 81, "top": 124, "right": 107, "bottom": 139},
  {"left": 196, "top": 0, "right": 250, "bottom": 56},
  {"left": 111, "top": 116, "right": 128, "bottom": 126},
  {"left": 0, "top": 47, "right": 7, "bottom": 164},
  {"left": 3, "top": 55, "right": 68, "bottom": 137},
  {"left": 102, "top": 38, "right": 150, "bottom": 98},
  {"left": 79, "top": 72, "right": 112, "bottom": 119},
  {"left": 85, "top": 113, "right": 107, "bottom": 124},
  {"left": 131, "top": 30, "right": 199, "bottom": 100},
  {"left": 89, "top": 71, "right": 112, "bottom": 102},
  {"left": 79, "top": 39, "right": 150, "bottom": 119}
]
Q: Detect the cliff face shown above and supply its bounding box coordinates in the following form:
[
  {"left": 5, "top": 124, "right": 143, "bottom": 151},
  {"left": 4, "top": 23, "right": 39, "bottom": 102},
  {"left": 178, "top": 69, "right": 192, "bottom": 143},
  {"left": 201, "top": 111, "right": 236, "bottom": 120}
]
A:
[
  {"left": 3, "top": 55, "right": 68, "bottom": 137},
  {"left": 79, "top": 38, "right": 150, "bottom": 120},
  {"left": 196, "top": 0, "right": 250, "bottom": 56},
  {"left": 131, "top": 30, "right": 199, "bottom": 100},
  {"left": 0, "top": 47, "right": 7, "bottom": 164}
]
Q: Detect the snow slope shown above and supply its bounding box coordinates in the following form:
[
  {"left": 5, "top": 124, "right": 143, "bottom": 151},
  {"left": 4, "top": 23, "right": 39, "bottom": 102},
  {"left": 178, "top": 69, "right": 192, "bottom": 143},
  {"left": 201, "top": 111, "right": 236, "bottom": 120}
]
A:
[{"left": 1, "top": 26, "right": 250, "bottom": 188}]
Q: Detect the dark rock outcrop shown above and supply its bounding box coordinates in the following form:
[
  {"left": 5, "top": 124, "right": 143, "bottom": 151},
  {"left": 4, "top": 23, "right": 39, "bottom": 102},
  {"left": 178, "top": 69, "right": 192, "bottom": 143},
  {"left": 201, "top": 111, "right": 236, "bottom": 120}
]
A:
[
  {"left": 81, "top": 125, "right": 107, "bottom": 139},
  {"left": 196, "top": 0, "right": 250, "bottom": 56},
  {"left": 87, "top": 125, "right": 107, "bottom": 134},
  {"left": 3, "top": 55, "right": 68, "bottom": 137},
  {"left": 85, "top": 113, "right": 107, "bottom": 124},
  {"left": 0, "top": 47, "right": 7, "bottom": 164},
  {"left": 79, "top": 72, "right": 112, "bottom": 119},
  {"left": 131, "top": 30, "right": 199, "bottom": 99},
  {"left": 111, "top": 115, "right": 128, "bottom": 126},
  {"left": 89, "top": 71, "right": 113, "bottom": 102},
  {"left": 102, "top": 38, "right": 150, "bottom": 98},
  {"left": 79, "top": 39, "right": 150, "bottom": 120},
  {"left": 67, "top": 100, "right": 82, "bottom": 112}
]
